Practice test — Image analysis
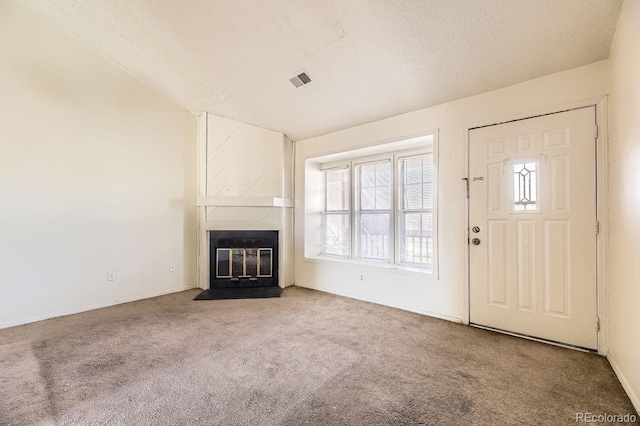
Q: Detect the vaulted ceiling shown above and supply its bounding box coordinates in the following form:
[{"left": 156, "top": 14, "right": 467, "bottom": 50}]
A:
[{"left": 16, "top": 0, "right": 622, "bottom": 140}]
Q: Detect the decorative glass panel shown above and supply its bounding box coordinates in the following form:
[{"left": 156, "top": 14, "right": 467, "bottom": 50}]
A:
[{"left": 513, "top": 162, "right": 538, "bottom": 211}]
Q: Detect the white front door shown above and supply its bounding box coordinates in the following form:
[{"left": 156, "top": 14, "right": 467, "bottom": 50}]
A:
[{"left": 469, "top": 107, "right": 598, "bottom": 349}]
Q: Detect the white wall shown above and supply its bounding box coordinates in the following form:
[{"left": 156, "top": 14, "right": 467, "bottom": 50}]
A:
[
  {"left": 0, "top": 1, "right": 197, "bottom": 328},
  {"left": 294, "top": 60, "right": 609, "bottom": 322},
  {"left": 607, "top": 0, "right": 640, "bottom": 412}
]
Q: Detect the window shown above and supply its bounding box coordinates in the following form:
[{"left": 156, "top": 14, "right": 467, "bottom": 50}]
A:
[
  {"left": 356, "top": 161, "right": 391, "bottom": 260},
  {"left": 323, "top": 167, "right": 350, "bottom": 256},
  {"left": 399, "top": 154, "right": 434, "bottom": 264},
  {"left": 319, "top": 145, "right": 436, "bottom": 270},
  {"left": 513, "top": 161, "right": 538, "bottom": 212}
]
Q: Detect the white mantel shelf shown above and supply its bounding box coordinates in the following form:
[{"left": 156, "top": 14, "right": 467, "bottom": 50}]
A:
[{"left": 197, "top": 196, "right": 294, "bottom": 208}]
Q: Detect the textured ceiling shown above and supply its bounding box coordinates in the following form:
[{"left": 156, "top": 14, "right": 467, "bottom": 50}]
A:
[{"left": 15, "top": 0, "right": 622, "bottom": 141}]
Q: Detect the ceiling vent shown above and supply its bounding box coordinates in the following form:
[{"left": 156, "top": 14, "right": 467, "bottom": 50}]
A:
[{"left": 289, "top": 71, "right": 313, "bottom": 88}]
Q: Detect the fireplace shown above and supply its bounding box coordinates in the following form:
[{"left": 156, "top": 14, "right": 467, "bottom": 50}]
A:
[
  {"left": 195, "top": 230, "right": 281, "bottom": 299},
  {"left": 210, "top": 230, "right": 278, "bottom": 288}
]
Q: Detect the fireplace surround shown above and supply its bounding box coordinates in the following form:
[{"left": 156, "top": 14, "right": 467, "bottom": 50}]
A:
[{"left": 195, "top": 113, "right": 294, "bottom": 299}]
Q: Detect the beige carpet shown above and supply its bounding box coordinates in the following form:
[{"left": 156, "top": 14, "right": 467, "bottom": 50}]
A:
[{"left": 0, "top": 287, "right": 637, "bottom": 425}]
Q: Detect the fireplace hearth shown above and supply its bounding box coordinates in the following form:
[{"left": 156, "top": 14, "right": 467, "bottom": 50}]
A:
[{"left": 195, "top": 230, "right": 281, "bottom": 300}]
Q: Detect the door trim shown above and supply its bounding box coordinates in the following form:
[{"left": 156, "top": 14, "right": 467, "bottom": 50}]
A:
[
  {"left": 462, "top": 97, "right": 609, "bottom": 355},
  {"left": 595, "top": 97, "right": 609, "bottom": 356}
]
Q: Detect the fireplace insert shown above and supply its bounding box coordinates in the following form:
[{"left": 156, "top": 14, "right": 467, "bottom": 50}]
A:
[{"left": 209, "top": 230, "right": 279, "bottom": 289}]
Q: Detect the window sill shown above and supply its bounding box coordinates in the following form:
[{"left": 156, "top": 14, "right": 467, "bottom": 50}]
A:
[{"left": 303, "top": 254, "right": 435, "bottom": 276}]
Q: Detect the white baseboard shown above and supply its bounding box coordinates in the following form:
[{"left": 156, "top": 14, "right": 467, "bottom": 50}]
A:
[
  {"left": 0, "top": 285, "right": 197, "bottom": 330},
  {"left": 295, "top": 283, "right": 462, "bottom": 324},
  {"left": 607, "top": 352, "right": 640, "bottom": 415}
]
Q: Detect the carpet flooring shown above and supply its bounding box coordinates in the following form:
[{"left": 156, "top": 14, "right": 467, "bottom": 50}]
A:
[{"left": 0, "top": 287, "right": 637, "bottom": 425}]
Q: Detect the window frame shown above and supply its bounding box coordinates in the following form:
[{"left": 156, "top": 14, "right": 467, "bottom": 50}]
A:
[
  {"left": 353, "top": 158, "right": 393, "bottom": 262},
  {"left": 396, "top": 150, "right": 435, "bottom": 267},
  {"left": 321, "top": 165, "right": 351, "bottom": 257},
  {"left": 318, "top": 143, "right": 437, "bottom": 273}
]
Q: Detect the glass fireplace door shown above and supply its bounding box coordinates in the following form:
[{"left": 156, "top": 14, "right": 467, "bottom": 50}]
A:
[{"left": 216, "top": 248, "right": 273, "bottom": 281}]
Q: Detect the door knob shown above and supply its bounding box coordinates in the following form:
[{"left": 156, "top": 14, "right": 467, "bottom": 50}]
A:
[{"left": 472, "top": 238, "right": 481, "bottom": 245}]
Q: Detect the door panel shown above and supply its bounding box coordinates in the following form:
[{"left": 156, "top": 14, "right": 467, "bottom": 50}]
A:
[{"left": 469, "top": 107, "right": 597, "bottom": 349}]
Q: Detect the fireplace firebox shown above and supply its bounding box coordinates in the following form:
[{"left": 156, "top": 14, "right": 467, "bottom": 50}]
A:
[
  {"left": 210, "top": 230, "right": 278, "bottom": 288},
  {"left": 194, "top": 230, "right": 281, "bottom": 300}
]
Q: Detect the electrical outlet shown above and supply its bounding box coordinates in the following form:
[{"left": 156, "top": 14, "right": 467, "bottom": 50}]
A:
[
  {"left": 359, "top": 274, "right": 365, "bottom": 282},
  {"left": 107, "top": 271, "right": 116, "bottom": 281},
  {"left": 169, "top": 264, "right": 176, "bottom": 272}
]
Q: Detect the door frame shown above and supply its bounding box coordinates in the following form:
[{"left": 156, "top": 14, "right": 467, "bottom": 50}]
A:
[{"left": 462, "top": 96, "right": 609, "bottom": 355}]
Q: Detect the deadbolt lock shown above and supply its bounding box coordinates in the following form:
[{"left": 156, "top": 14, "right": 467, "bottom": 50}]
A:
[
  {"left": 472, "top": 238, "right": 481, "bottom": 245},
  {"left": 472, "top": 226, "right": 480, "bottom": 233}
]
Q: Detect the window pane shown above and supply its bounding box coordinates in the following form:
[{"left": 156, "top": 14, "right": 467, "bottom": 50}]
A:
[
  {"left": 401, "top": 155, "right": 433, "bottom": 210},
  {"left": 404, "top": 212, "right": 421, "bottom": 236},
  {"left": 405, "top": 158, "right": 422, "bottom": 185},
  {"left": 360, "top": 164, "right": 376, "bottom": 188},
  {"left": 401, "top": 211, "right": 433, "bottom": 265},
  {"left": 325, "top": 213, "right": 350, "bottom": 256},
  {"left": 376, "top": 162, "right": 391, "bottom": 186},
  {"left": 399, "top": 153, "right": 434, "bottom": 265},
  {"left": 403, "top": 237, "right": 433, "bottom": 264},
  {"left": 326, "top": 168, "right": 349, "bottom": 211},
  {"left": 422, "top": 183, "right": 433, "bottom": 209},
  {"left": 360, "top": 187, "right": 376, "bottom": 210},
  {"left": 358, "top": 213, "right": 390, "bottom": 259},
  {"left": 421, "top": 212, "right": 433, "bottom": 234},
  {"left": 324, "top": 167, "right": 350, "bottom": 256},
  {"left": 376, "top": 186, "right": 391, "bottom": 209},
  {"left": 422, "top": 155, "right": 434, "bottom": 182},
  {"left": 404, "top": 183, "right": 422, "bottom": 209},
  {"left": 357, "top": 161, "right": 391, "bottom": 212}
]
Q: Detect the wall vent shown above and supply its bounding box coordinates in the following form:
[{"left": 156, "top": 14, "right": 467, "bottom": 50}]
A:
[{"left": 289, "top": 71, "right": 313, "bottom": 88}]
